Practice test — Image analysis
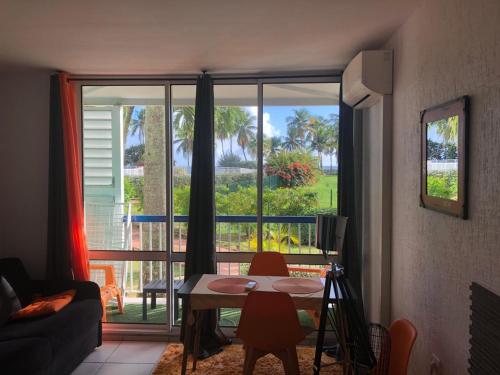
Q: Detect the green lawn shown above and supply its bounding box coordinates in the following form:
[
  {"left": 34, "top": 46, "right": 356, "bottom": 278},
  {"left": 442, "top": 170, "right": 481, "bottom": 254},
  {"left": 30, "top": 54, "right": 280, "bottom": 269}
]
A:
[
  {"left": 106, "top": 304, "right": 315, "bottom": 328},
  {"left": 314, "top": 174, "right": 338, "bottom": 210}
]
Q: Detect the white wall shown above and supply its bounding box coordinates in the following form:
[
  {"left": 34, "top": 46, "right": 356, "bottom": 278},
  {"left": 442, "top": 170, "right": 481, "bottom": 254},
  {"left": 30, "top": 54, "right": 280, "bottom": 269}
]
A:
[
  {"left": 361, "top": 96, "right": 392, "bottom": 327},
  {"left": 0, "top": 69, "right": 52, "bottom": 278},
  {"left": 384, "top": 0, "right": 500, "bottom": 373}
]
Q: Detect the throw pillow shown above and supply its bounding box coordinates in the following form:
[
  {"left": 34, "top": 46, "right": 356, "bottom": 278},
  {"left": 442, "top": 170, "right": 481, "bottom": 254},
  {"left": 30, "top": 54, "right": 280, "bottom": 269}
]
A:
[
  {"left": 0, "top": 276, "right": 22, "bottom": 326},
  {"left": 10, "top": 289, "right": 76, "bottom": 321}
]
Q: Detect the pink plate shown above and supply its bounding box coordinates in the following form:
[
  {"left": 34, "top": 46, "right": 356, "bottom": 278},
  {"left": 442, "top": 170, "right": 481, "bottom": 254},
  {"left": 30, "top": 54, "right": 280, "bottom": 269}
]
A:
[
  {"left": 272, "top": 278, "right": 323, "bottom": 294},
  {"left": 207, "top": 278, "right": 259, "bottom": 294}
]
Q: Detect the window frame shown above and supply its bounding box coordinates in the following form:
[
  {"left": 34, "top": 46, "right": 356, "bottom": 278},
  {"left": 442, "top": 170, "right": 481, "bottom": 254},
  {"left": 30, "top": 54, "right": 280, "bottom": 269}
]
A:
[{"left": 75, "top": 74, "right": 342, "bottom": 337}]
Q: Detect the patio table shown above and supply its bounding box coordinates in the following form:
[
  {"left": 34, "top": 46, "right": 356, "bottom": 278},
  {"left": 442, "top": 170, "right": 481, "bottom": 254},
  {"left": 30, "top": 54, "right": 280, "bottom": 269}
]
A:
[
  {"left": 142, "top": 279, "right": 184, "bottom": 321},
  {"left": 178, "top": 274, "right": 328, "bottom": 375}
]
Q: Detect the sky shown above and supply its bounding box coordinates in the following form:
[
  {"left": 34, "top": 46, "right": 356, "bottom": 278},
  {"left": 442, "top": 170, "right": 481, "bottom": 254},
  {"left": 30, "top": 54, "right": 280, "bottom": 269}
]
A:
[{"left": 126, "top": 104, "right": 340, "bottom": 168}]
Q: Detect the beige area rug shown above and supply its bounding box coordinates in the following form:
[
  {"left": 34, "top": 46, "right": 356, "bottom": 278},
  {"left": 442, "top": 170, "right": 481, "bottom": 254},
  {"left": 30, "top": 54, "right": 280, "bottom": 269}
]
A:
[{"left": 153, "top": 343, "right": 340, "bottom": 374}]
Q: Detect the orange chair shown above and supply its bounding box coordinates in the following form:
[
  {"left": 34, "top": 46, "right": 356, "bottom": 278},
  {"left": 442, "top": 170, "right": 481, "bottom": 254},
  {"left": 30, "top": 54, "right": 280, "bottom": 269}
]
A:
[
  {"left": 237, "top": 291, "right": 305, "bottom": 375},
  {"left": 248, "top": 252, "right": 290, "bottom": 277},
  {"left": 89, "top": 264, "right": 124, "bottom": 322},
  {"left": 388, "top": 319, "right": 417, "bottom": 375}
]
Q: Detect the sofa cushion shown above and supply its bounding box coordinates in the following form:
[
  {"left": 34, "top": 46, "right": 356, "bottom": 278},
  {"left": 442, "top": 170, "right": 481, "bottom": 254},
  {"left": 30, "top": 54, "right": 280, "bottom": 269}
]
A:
[
  {"left": 0, "top": 337, "right": 52, "bottom": 375},
  {"left": 11, "top": 289, "right": 76, "bottom": 321},
  {"left": 0, "top": 276, "right": 22, "bottom": 326},
  {"left": 0, "top": 258, "right": 33, "bottom": 307}
]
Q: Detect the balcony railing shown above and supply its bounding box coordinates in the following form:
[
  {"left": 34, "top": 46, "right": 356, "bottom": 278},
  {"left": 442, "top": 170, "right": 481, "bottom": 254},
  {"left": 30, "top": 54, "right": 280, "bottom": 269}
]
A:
[{"left": 94, "top": 215, "right": 323, "bottom": 295}]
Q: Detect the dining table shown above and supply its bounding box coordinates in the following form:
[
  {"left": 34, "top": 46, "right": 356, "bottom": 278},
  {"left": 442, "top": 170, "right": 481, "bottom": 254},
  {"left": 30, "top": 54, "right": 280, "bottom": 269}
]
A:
[{"left": 177, "top": 273, "right": 328, "bottom": 374}]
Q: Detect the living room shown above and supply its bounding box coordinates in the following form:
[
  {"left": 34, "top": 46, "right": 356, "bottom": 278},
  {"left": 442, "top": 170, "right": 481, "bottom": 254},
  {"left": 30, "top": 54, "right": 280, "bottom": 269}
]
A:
[{"left": 1, "top": 1, "right": 499, "bottom": 374}]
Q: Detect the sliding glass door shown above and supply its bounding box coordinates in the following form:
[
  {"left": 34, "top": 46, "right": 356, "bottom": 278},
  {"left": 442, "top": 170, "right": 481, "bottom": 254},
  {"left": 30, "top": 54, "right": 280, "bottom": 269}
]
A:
[{"left": 79, "top": 76, "right": 340, "bottom": 333}]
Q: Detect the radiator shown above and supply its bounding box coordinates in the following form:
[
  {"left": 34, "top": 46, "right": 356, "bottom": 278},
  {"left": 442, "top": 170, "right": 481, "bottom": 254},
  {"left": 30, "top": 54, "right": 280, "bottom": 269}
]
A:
[{"left": 469, "top": 282, "right": 500, "bottom": 374}]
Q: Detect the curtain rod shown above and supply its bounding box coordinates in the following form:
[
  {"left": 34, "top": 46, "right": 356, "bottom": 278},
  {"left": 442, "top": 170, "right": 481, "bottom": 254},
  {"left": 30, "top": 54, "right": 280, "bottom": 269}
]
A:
[{"left": 67, "top": 70, "right": 343, "bottom": 82}]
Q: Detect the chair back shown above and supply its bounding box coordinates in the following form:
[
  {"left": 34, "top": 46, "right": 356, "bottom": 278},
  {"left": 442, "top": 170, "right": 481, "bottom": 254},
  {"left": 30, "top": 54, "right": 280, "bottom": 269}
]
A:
[
  {"left": 248, "top": 252, "right": 289, "bottom": 277},
  {"left": 237, "top": 291, "right": 304, "bottom": 352},
  {"left": 388, "top": 319, "right": 417, "bottom": 375}
]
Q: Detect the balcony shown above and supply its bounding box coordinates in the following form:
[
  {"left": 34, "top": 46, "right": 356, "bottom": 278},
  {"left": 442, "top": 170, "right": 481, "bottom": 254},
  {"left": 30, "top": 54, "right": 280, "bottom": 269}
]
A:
[{"left": 90, "top": 214, "right": 328, "bottom": 326}]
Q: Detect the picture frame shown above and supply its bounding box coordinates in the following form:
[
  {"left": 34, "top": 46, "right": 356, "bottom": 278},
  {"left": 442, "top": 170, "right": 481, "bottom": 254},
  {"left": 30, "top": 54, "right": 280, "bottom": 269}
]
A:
[{"left": 420, "top": 96, "right": 469, "bottom": 218}]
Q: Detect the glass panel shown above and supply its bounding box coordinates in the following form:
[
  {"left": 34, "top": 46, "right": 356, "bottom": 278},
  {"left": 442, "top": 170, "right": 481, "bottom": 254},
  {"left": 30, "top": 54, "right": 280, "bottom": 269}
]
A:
[
  {"left": 426, "top": 116, "right": 459, "bottom": 200},
  {"left": 262, "top": 83, "right": 340, "bottom": 255},
  {"left": 82, "top": 86, "right": 166, "bottom": 251},
  {"left": 171, "top": 85, "right": 196, "bottom": 253},
  {"left": 214, "top": 85, "right": 258, "bottom": 253},
  {"left": 90, "top": 260, "right": 166, "bottom": 324}
]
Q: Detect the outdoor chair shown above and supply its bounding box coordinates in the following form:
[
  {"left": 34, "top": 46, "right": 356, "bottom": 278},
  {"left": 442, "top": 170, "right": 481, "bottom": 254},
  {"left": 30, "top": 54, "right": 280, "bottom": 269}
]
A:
[{"left": 86, "top": 202, "right": 131, "bottom": 321}]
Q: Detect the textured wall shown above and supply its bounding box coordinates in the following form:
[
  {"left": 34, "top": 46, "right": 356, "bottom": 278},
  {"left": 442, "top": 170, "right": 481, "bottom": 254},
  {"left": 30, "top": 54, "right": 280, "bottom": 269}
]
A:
[
  {"left": 384, "top": 0, "right": 500, "bottom": 373},
  {"left": 0, "top": 69, "right": 52, "bottom": 278}
]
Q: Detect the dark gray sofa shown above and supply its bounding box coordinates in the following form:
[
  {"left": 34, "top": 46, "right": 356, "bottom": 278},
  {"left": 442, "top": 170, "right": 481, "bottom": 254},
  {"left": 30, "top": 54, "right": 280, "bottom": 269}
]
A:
[{"left": 0, "top": 258, "right": 102, "bottom": 375}]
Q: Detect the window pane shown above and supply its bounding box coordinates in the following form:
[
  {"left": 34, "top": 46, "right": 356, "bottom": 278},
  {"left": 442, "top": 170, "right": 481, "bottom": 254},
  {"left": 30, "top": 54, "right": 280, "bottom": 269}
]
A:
[
  {"left": 214, "top": 85, "right": 258, "bottom": 253},
  {"left": 172, "top": 85, "right": 196, "bottom": 253},
  {"left": 90, "top": 260, "right": 167, "bottom": 324},
  {"left": 83, "top": 86, "right": 166, "bottom": 251},
  {"left": 262, "top": 83, "right": 340, "bottom": 255}
]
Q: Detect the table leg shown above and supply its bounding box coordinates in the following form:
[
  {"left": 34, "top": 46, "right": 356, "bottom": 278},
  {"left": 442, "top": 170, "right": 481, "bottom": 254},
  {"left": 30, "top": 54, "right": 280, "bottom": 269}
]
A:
[
  {"left": 151, "top": 292, "right": 157, "bottom": 309},
  {"left": 174, "top": 289, "right": 179, "bottom": 322},
  {"left": 142, "top": 291, "right": 148, "bottom": 321},
  {"left": 181, "top": 298, "right": 194, "bottom": 375},
  {"left": 192, "top": 311, "right": 204, "bottom": 371}
]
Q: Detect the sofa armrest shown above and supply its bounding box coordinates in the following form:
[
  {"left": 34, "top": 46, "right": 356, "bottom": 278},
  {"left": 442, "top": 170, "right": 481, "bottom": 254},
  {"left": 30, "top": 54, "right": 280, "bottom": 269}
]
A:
[{"left": 31, "top": 280, "right": 101, "bottom": 302}]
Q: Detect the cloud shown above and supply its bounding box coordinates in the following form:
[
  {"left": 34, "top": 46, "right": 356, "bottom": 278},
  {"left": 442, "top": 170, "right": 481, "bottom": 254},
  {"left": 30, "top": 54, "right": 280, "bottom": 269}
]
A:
[{"left": 248, "top": 107, "right": 280, "bottom": 138}]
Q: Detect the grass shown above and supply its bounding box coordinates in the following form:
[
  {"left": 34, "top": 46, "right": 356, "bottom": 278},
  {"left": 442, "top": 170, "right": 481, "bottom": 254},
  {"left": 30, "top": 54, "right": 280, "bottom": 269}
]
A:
[
  {"left": 314, "top": 174, "right": 338, "bottom": 210},
  {"left": 106, "top": 303, "right": 316, "bottom": 328}
]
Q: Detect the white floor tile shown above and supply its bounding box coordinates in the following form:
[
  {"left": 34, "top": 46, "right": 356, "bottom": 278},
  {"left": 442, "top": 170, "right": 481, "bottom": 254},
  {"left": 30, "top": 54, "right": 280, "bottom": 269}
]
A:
[
  {"left": 96, "top": 363, "right": 154, "bottom": 375},
  {"left": 107, "top": 341, "right": 166, "bottom": 364},
  {"left": 84, "top": 341, "right": 121, "bottom": 363},
  {"left": 71, "top": 362, "right": 103, "bottom": 375}
]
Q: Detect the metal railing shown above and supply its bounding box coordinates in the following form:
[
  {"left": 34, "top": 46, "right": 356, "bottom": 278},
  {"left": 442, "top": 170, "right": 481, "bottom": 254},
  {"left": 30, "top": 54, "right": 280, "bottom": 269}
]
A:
[{"left": 94, "top": 215, "right": 322, "bottom": 294}]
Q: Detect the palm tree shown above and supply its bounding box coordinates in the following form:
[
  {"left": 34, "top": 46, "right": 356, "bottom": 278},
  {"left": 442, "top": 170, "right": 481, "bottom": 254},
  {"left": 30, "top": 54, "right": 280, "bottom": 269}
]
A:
[
  {"left": 215, "top": 107, "right": 239, "bottom": 155},
  {"left": 235, "top": 111, "right": 256, "bottom": 161},
  {"left": 309, "top": 117, "right": 330, "bottom": 170},
  {"left": 282, "top": 126, "right": 301, "bottom": 151},
  {"left": 122, "top": 106, "right": 135, "bottom": 145},
  {"left": 286, "top": 109, "right": 312, "bottom": 147},
  {"left": 173, "top": 106, "right": 195, "bottom": 167},
  {"left": 130, "top": 108, "right": 146, "bottom": 144},
  {"left": 325, "top": 114, "right": 339, "bottom": 172},
  {"left": 269, "top": 136, "right": 282, "bottom": 154},
  {"left": 433, "top": 116, "right": 458, "bottom": 143}
]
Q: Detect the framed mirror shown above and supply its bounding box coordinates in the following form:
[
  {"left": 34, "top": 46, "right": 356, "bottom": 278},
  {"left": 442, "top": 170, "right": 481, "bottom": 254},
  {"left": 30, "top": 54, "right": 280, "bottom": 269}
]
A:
[{"left": 420, "top": 96, "right": 469, "bottom": 218}]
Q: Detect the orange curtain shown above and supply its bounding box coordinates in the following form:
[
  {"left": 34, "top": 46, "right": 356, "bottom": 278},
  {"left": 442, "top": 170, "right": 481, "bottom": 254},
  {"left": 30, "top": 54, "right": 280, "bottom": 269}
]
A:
[{"left": 58, "top": 73, "right": 90, "bottom": 281}]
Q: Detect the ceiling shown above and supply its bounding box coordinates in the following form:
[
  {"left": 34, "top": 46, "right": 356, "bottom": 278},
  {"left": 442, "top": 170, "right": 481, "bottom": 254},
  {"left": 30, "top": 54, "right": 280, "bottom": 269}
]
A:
[
  {"left": 82, "top": 83, "right": 340, "bottom": 106},
  {"left": 0, "top": 0, "right": 420, "bottom": 74}
]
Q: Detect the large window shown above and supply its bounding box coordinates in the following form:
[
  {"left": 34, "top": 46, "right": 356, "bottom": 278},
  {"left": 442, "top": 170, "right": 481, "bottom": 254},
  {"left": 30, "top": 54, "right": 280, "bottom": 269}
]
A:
[{"left": 80, "top": 77, "right": 340, "bottom": 331}]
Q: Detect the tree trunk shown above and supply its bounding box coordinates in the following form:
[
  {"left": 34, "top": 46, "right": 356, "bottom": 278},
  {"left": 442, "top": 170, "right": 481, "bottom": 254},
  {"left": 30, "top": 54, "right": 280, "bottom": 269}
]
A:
[
  {"left": 242, "top": 147, "right": 247, "bottom": 161},
  {"left": 143, "top": 106, "right": 165, "bottom": 253}
]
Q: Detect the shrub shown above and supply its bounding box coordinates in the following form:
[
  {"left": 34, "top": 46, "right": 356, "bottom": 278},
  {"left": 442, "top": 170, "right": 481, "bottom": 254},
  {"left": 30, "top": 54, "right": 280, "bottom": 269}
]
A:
[
  {"left": 427, "top": 172, "right": 458, "bottom": 200},
  {"left": 265, "top": 150, "right": 318, "bottom": 187}
]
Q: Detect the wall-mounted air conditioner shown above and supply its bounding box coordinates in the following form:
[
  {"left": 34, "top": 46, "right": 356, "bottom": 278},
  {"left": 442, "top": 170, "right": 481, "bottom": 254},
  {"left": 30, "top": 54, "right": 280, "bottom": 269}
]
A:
[{"left": 343, "top": 50, "right": 393, "bottom": 108}]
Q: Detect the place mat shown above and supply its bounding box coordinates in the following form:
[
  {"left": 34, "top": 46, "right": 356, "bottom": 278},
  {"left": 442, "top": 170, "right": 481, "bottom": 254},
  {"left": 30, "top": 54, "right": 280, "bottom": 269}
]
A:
[
  {"left": 272, "top": 278, "right": 324, "bottom": 294},
  {"left": 207, "top": 277, "right": 258, "bottom": 294}
]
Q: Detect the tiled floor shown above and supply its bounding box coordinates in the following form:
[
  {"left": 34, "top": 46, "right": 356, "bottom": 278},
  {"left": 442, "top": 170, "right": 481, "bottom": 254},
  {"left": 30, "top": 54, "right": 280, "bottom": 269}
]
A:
[{"left": 71, "top": 341, "right": 167, "bottom": 375}]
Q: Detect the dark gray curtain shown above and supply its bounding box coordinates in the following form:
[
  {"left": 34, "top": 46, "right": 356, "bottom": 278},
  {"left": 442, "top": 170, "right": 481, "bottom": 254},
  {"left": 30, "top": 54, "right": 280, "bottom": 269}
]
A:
[
  {"left": 337, "top": 84, "right": 363, "bottom": 304},
  {"left": 46, "top": 74, "right": 72, "bottom": 281},
  {"left": 182, "top": 73, "right": 227, "bottom": 358}
]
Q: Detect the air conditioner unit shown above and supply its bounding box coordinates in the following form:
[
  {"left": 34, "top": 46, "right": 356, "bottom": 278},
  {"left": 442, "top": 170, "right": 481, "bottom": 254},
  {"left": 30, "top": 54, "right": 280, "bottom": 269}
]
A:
[{"left": 343, "top": 50, "right": 393, "bottom": 108}]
